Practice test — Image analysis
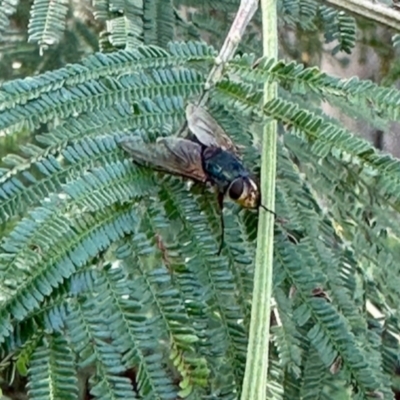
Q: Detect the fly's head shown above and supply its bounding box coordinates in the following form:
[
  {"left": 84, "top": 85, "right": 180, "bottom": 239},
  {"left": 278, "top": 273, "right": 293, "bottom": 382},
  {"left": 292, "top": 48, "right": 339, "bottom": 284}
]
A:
[{"left": 227, "top": 177, "right": 260, "bottom": 209}]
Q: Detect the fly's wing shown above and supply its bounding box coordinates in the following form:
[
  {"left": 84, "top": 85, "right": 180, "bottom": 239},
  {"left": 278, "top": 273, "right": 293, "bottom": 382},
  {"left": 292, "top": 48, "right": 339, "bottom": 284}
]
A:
[
  {"left": 186, "top": 103, "right": 241, "bottom": 156},
  {"left": 119, "top": 136, "right": 207, "bottom": 182}
]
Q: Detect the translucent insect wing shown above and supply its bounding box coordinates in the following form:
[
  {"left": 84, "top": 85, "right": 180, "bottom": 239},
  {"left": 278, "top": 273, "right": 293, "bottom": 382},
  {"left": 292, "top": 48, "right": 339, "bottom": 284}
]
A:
[
  {"left": 185, "top": 103, "right": 241, "bottom": 156},
  {"left": 119, "top": 136, "right": 207, "bottom": 182}
]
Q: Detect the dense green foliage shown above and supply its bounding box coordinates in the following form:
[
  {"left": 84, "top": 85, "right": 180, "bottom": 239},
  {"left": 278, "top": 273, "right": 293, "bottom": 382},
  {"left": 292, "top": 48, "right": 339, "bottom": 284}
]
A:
[{"left": 0, "top": 1, "right": 400, "bottom": 399}]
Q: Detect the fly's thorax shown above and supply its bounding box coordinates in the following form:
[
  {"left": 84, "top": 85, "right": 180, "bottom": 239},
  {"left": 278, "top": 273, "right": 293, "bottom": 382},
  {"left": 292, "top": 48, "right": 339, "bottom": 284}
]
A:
[
  {"left": 202, "top": 147, "right": 248, "bottom": 191},
  {"left": 227, "top": 177, "right": 260, "bottom": 209}
]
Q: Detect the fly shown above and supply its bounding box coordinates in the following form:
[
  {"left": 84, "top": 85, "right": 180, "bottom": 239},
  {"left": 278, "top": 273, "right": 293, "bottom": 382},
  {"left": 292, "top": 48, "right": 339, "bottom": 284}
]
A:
[{"left": 119, "top": 103, "right": 275, "bottom": 254}]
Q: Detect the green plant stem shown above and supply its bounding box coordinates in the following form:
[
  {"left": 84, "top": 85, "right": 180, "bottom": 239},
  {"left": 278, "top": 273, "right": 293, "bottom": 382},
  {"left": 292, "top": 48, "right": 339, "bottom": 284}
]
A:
[{"left": 240, "top": 0, "right": 277, "bottom": 399}]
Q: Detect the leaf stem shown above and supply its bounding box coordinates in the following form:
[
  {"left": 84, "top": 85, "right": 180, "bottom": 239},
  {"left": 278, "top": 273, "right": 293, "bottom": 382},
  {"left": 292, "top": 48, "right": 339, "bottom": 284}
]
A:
[
  {"left": 324, "top": 0, "right": 400, "bottom": 31},
  {"left": 198, "top": 0, "right": 259, "bottom": 106},
  {"left": 240, "top": 0, "right": 277, "bottom": 398}
]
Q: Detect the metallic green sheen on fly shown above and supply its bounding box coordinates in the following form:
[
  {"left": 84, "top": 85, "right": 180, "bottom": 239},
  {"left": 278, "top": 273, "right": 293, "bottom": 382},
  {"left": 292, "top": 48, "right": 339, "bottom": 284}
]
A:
[{"left": 119, "top": 103, "right": 273, "bottom": 254}]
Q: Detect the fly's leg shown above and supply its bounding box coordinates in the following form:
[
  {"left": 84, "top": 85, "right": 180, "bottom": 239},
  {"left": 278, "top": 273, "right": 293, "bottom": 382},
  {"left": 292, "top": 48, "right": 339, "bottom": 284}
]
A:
[{"left": 259, "top": 203, "right": 277, "bottom": 218}]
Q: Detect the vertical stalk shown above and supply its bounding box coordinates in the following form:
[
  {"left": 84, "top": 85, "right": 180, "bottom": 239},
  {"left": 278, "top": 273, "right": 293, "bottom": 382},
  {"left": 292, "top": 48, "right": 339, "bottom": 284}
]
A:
[{"left": 240, "top": 0, "right": 277, "bottom": 399}]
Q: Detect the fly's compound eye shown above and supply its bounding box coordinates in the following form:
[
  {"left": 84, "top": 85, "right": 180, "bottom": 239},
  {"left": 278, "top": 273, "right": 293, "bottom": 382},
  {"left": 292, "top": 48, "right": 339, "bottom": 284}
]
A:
[{"left": 228, "top": 178, "right": 245, "bottom": 200}]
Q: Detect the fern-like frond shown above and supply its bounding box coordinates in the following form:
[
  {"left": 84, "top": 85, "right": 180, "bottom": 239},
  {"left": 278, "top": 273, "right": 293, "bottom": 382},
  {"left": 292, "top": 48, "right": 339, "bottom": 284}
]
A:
[
  {"left": 92, "top": 0, "right": 108, "bottom": 21},
  {"left": 157, "top": 177, "right": 249, "bottom": 393},
  {"left": 299, "top": 345, "right": 332, "bottom": 400},
  {"left": 298, "top": 0, "right": 318, "bottom": 30},
  {"left": 0, "top": 67, "right": 204, "bottom": 135},
  {"left": 1, "top": 267, "right": 101, "bottom": 357},
  {"left": 100, "top": 262, "right": 183, "bottom": 399},
  {"left": 277, "top": 239, "right": 381, "bottom": 396},
  {"left": 174, "top": 0, "right": 240, "bottom": 13},
  {"left": 0, "top": 134, "right": 156, "bottom": 225},
  {"left": 318, "top": 5, "right": 356, "bottom": 54},
  {"left": 0, "top": 0, "right": 19, "bottom": 36},
  {"left": 143, "top": 0, "right": 174, "bottom": 48},
  {"left": 266, "top": 358, "right": 284, "bottom": 400},
  {"left": 27, "top": 334, "right": 78, "bottom": 400},
  {"left": 109, "top": 0, "right": 144, "bottom": 49},
  {"left": 229, "top": 56, "right": 400, "bottom": 124},
  {"left": 0, "top": 41, "right": 215, "bottom": 114},
  {"left": 0, "top": 203, "right": 140, "bottom": 342},
  {"left": 28, "top": 0, "right": 70, "bottom": 53},
  {"left": 65, "top": 293, "right": 139, "bottom": 400},
  {"left": 94, "top": 0, "right": 175, "bottom": 51},
  {"left": 392, "top": 33, "right": 400, "bottom": 48},
  {"left": 272, "top": 289, "right": 303, "bottom": 377},
  {"left": 284, "top": 132, "right": 400, "bottom": 334},
  {"left": 116, "top": 232, "right": 210, "bottom": 397},
  {"left": 0, "top": 97, "right": 184, "bottom": 220}
]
